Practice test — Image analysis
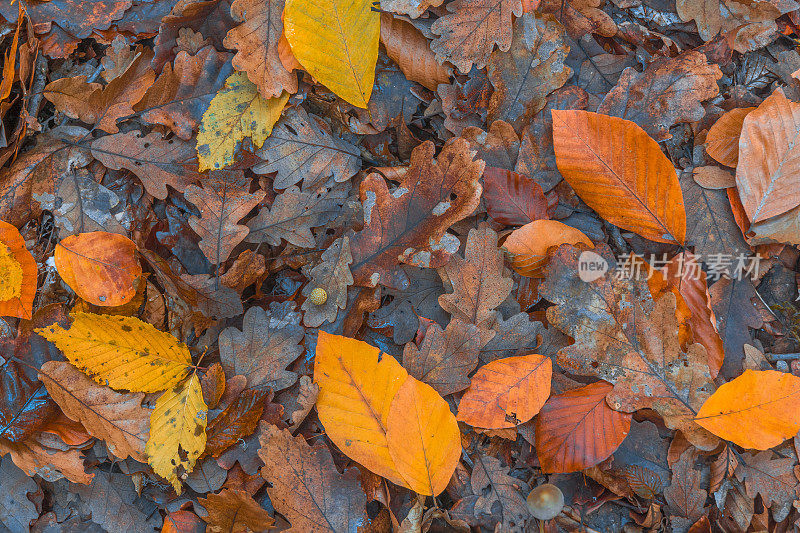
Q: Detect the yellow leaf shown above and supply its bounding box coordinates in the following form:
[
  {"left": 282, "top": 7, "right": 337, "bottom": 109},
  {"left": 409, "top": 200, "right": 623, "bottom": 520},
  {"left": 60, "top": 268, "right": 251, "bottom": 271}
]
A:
[
  {"left": 314, "top": 331, "right": 408, "bottom": 486},
  {"left": 35, "top": 312, "right": 191, "bottom": 393},
  {"left": 284, "top": 0, "right": 379, "bottom": 108},
  {"left": 196, "top": 71, "right": 289, "bottom": 171},
  {"left": 695, "top": 369, "right": 800, "bottom": 450},
  {"left": 386, "top": 377, "right": 461, "bottom": 496},
  {"left": 146, "top": 373, "right": 207, "bottom": 493}
]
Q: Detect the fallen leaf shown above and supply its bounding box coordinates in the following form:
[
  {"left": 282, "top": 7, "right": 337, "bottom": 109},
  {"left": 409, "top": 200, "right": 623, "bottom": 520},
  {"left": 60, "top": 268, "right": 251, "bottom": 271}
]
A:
[
  {"left": 0, "top": 221, "right": 37, "bottom": 319},
  {"left": 73, "top": 469, "right": 162, "bottom": 533},
  {"left": 457, "top": 354, "right": 552, "bottom": 429},
  {"left": 735, "top": 88, "right": 800, "bottom": 223},
  {"left": 196, "top": 71, "right": 289, "bottom": 171},
  {"left": 705, "top": 107, "right": 755, "bottom": 168},
  {"left": 539, "top": 0, "right": 616, "bottom": 39},
  {"left": 430, "top": 0, "right": 523, "bottom": 74},
  {"left": 482, "top": 167, "right": 549, "bottom": 226},
  {"left": 665, "top": 448, "right": 707, "bottom": 531},
  {"left": 38, "top": 361, "right": 149, "bottom": 462},
  {"left": 676, "top": 0, "right": 722, "bottom": 41},
  {"left": 536, "top": 381, "right": 631, "bottom": 473},
  {"left": 0, "top": 456, "right": 39, "bottom": 532},
  {"left": 692, "top": 166, "right": 736, "bottom": 189},
  {"left": 284, "top": 0, "right": 379, "bottom": 108},
  {"left": 258, "top": 423, "right": 368, "bottom": 532},
  {"left": 224, "top": 0, "right": 297, "bottom": 99},
  {"left": 695, "top": 370, "right": 800, "bottom": 450},
  {"left": 184, "top": 170, "right": 266, "bottom": 265},
  {"left": 54, "top": 232, "right": 142, "bottom": 307},
  {"left": 503, "top": 219, "right": 592, "bottom": 277},
  {"left": 379, "top": 0, "right": 443, "bottom": 17},
  {"left": 736, "top": 451, "right": 800, "bottom": 510},
  {"left": 552, "top": 110, "right": 686, "bottom": 244},
  {"left": 455, "top": 454, "right": 531, "bottom": 531},
  {"left": 146, "top": 373, "right": 207, "bottom": 493},
  {"left": 36, "top": 312, "right": 191, "bottom": 393},
  {"left": 300, "top": 236, "right": 354, "bottom": 327},
  {"left": 380, "top": 13, "right": 451, "bottom": 91},
  {"left": 708, "top": 277, "right": 762, "bottom": 378},
  {"left": 199, "top": 488, "right": 274, "bottom": 532},
  {"left": 0, "top": 435, "right": 93, "bottom": 484}
]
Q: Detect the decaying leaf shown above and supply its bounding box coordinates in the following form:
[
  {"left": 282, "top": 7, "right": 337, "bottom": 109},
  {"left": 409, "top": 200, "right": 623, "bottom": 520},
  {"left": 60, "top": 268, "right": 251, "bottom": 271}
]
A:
[
  {"left": 199, "top": 489, "right": 274, "bottom": 532},
  {"left": 503, "top": 219, "right": 592, "bottom": 276},
  {"left": 301, "top": 236, "right": 354, "bottom": 327},
  {"left": 705, "top": 107, "right": 755, "bottom": 168}
]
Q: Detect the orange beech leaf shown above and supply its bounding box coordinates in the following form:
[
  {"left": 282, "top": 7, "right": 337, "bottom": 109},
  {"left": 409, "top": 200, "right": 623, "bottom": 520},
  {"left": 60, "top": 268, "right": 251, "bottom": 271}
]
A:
[
  {"left": 380, "top": 13, "right": 451, "bottom": 92},
  {"left": 457, "top": 354, "right": 552, "bottom": 429},
  {"left": 705, "top": 107, "right": 755, "bottom": 168},
  {"left": 736, "top": 89, "right": 800, "bottom": 223},
  {"left": 535, "top": 381, "right": 631, "bottom": 473},
  {"left": 54, "top": 232, "right": 142, "bottom": 307},
  {"left": 0, "top": 221, "right": 37, "bottom": 319},
  {"left": 503, "top": 219, "right": 592, "bottom": 277},
  {"left": 695, "top": 370, "right": 800, "bottom": 450},
  {"left": 386, "top": 377, "right": 461, "bottom": 495},
  {"left": 552, "top": 110, "right": 686, "bottom": 244}
]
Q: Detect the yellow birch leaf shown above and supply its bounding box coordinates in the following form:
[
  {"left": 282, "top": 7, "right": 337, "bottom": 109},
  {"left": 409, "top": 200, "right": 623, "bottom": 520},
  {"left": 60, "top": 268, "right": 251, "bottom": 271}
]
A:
[
  {"left": 284, "top": 0, "right": 379, "bottom": 108},
  {"left": 313, "top": 331, "right": 408, "bottom": 486},
  {"left": 35, "top": 312, "right": 191, "bottom": 393},
  {"left": 196, "top": 71, "right": 289, "bottom": 171},
  {"left": 146, "top": 373, "right": 207, "bottom": 493}
]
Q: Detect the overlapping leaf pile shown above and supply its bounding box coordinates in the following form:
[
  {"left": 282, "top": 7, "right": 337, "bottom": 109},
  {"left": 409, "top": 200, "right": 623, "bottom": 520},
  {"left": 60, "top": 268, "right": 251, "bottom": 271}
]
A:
[{"left": 1, "top": 0, "right": 800, "bottom": 531}]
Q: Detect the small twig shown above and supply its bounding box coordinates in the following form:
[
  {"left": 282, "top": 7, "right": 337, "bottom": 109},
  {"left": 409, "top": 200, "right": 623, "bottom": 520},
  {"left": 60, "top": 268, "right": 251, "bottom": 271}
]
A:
[{"left": 767, "top": 352, "right": 800, "bottom": 362}]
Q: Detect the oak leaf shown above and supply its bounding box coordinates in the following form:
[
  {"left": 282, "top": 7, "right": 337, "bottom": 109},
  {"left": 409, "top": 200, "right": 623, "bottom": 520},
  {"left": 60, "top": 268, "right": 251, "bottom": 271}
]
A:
[
  {"left": 199, "top": 489, "right": 274, "bottom": 533},
  {"left": 457, "top": 354, "right": 551, "bottom": 429},
  {"left": 146, "top": 373, "right": 207, "bottom": 493},
  {"left": 695, "top": 370, "right": 800, "bottom": 450},
  {"left": 379, "top": 0, "right": 443, "bottom": 17},
  {"left": 735, "top": 451, "right": 800, "bottom": 510},
  {"left": 184, "top": 170, "right": 266, "bottom": 265},
  {"left": 219, "top": 304, "right": 303, "bottom": 391},
  {"left": 349, "top": 138, "right": 484, "bottom": 288},
  {"left": 224, "top": 0, "right": 297, "bottom": 99},
  {"left": 482, "top": 167, "right": 549, "bottom": 226},
  {"left": 676, "top": 0, "right": 723, "bottom": 41},
  {"left": 430, "top": 0, "right": 523, "bottom": 74},
  {"left": 196, "top": 71, "right": 289, "bottom": 171},
  {"left": 552, "top": 110, "right": 686, "bottom": 244},
  {"left": 73, "top": 469, "right": 162, "bottom": 533},
  {"left": 535, "top": 381, "right": 631, "bottom": 473},
  {"left": 597, "top": 51, "right": 722, "bottom": 142},
  {"left": 736, "top": 89, "right": 800, "bottom": 223},
  {"left": 705, "top": 107, "right": 754, "bottom": 168},
  {"left": 665, "top": 449, "right": 707, "bottom": 531},
  {"left": 0, "top": 435, "right": 93, "bottom": 484},
  {"left": 258, "top": 424, "right": 368, "bottom": 532},
  {"left": 91, "top": 131, "right": 201, "bottom": 199},
  {"left": 54, "top": 232, "right": 142, "bottom": 307},
  {"left": 379, "top": 13, "right": 451, "bottom": 91},
  {"left": 300, "top": 236, "right": 354, "bottom": 327},
  {"left": 503, "top": 219, "right": 592, "bottom": 277},
  {"left": 539, "top": 0, "right": 616, "bottom": 39},
  {"left": 284, "top": 0, "right": 379, "bottom": 108},
  {"left": 36, "top": 312, "right": 192, "bottom": 393},
  {"left": 38, "top": 361, "right": 149, "bottom": 462},
  {"left": 0, "top": 221, "right": 37, "bottom": 319},
  {"left": 438, "top": 225, "right": 512, "bottom": 329},
  {"left": 0, "top": 456, "right": 39, "bottom": 532}
]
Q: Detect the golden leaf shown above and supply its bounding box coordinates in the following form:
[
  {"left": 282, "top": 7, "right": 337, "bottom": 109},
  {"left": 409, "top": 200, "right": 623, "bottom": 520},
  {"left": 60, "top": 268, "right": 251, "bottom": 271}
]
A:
[
  {"left": 146, "top": 373, "right": 207, "bottom": 494},
  {"left": 196, "top": 71, "right": 289, "bottom": 171},
  {"left": 35, "top": 312, "right": 191, "bottom": 393},
  {"left": 284, "top": 0, "right": 379, "bottom": 108}
]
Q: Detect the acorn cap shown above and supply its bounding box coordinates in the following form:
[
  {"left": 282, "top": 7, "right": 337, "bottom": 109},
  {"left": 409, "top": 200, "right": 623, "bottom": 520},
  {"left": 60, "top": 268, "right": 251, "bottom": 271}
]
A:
[{"left": 526, "top": 483, "right": 564, "bottom": 521}]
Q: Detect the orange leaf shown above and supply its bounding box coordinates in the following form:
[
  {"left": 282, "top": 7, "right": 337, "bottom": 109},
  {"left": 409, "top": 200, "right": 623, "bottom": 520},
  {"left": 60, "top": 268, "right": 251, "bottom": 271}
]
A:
[
  {"left": 54, "top": 232, "right": 142, "bottom": 307},
  {"left": 552, "top": 109, "right": 686, "bottom": 244},
  {"left": 457, "top": 354, "right": 552, "bottom": 429},
  {"left": 503, "top": 219, "right": 592, "bottom": 277},
  {"left": 695, "top": 369, "right": 800, "bottom": 450},
  {"left": 386, "top": 377, "right": 461, "bottom": 495},
  {"left": 705, "top": 107, "right": 754, "bottom": 168},
  {"left": 736, "top": 89, "right": 800, "bottom": 223},
  {"left": 0, "top": 221, "right": 36, "bottom": 319},
  {"left": 535, "top": 381, "right": 631, "bottom": 473}
]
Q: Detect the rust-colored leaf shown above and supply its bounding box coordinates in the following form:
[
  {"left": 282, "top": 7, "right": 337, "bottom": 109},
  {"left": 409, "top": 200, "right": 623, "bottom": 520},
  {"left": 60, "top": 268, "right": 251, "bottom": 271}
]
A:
[
  {"left": 705, "top": 107, "right": 755, "bottom": 168},
  {"left": 205, "top": 388, "right": 270, "bottom": 458},
  {"left": 482, "top": 167, "right": 549, "bottom": 226},
  {"left": 503, "top": 219, "right": 592, "bottom": 277},
  {"left": 380, "top": 13, "right": 451, "bottom": 91},
  {"left": 199, "top": 489, "right": 274, "bottom": 532}
]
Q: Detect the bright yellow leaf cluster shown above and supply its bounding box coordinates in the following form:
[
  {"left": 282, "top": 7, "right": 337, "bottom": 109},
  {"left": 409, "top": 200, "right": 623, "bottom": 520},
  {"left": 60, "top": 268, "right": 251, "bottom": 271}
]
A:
[{"left": 36, "top": 312, "right": 207, "bottom": 493}]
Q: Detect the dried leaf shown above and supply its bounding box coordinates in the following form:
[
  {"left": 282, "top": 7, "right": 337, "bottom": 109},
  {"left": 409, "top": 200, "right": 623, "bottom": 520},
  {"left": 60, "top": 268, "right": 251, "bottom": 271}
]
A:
[
  {"left": 461, "top": 455, "right": 530, "bottom": 531},
  {"left": 379, "top": 13, "right": 451, "bottom": 91},
  {"left": 0, "top": 456, "right": 39, "bottom": 532},
  {"left": 676, "top": 0, "right": 722, "bottom": 41},
  {"left": 73, "top": 469, "right": 162, "bottom": 533},
  {"left": 503, "top": 219, "right": 592, "bottom": 277},
  {"left": 705, "top": 107, "right": 754, "bottom": 168},
  {"left": 54, "top": 232, "right": 142, "bottom": 307},
  {"left": 536, "top": 381, "right": 631, "bottom": 473},
  {"left": 482, "top": 167, "right": 549, "bottom": 226},
  {"left": 0, "top": 221, "right": 37, "bottom": 319},
  {"left": 692, "top": 166, "right": 736, "bottom": 189},
  {"left": 199, "top": 489, "right": 274, "bottom": 532},
  {"left": 552, "top": 110, "right": 686, "bottom": 244},
  {"left": 300, "top": 236, "right": 354, "bottom": 327},
  {"left": 736, "top": 451, "right": 800, "bottom": 509},
  {"left": 665, "top": 449, "right": 707, "bottom": 531}
]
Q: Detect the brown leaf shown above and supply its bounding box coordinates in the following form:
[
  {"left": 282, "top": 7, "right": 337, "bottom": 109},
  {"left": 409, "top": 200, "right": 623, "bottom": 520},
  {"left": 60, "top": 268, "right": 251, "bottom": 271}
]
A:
[
  {"left": 20, "top": 0, "right": 133, "bottom": 40},
  {"left": 487, "top": 14, "right": 571, "bottom": 132},
  {"left": 597, "top": 50, "right": 722, "bottom": 141},
  {"left": 676, "top": 0, "right": 723, "bottom": 41},
  {"left": 380, "top": 13, "right": 451, "bottom": 91},
  {"left": 73, "top": 469, "right": 162, "bottom": 533},
  {"left": 692, "top": 166, "right": 736, "bottom": 189},
  {"left": 38, "top": 361, "right": 149, "bottom": 462},
  {"left": 430, "top": 0, "right": 523, "bottom": 74},
  {"left": 258, "top": 423, "right": 368, "bottom": 532},
  {"left": 736, "top": 451, "right": 800, "bottom": 510},
  {"left": 0, "top": 435, "right": 92, "bottom": 484},
  {"left": 349, "top": 138, "right": 484, "bottom": 288},
  {"left": 200, "top": 362, "right": 226, "bottom": 409},
  {"left": 136, "top": 47, "right": 234, "bottom": 140},
  {"left": 301, "top": 236, "right": 354, "bottom": 327},
  {"left": 665, "top": 448, "right": 707, "bottom": 531},
  {"left": 708, "top": 277, "right": 762, "bottom": 378},
  {"left": 288, "top": 375, "right": 319, "bottom": 431},
  {"left": 199, "top": 488, "right": 274, "bottom": 533},
  {"left": 91, "top": 131, "right": 201, "bottom": 199},
  {"left": 462, "top": 120, "right": 521, "bottom": 170},
  {"left": 402, "top": 318, "right": 494, "bottom": 396},
  {"left": 455, "top": 455, "right": 531, "bottom": 531},
  {"left": 101, "top": 37, "right": 138, "bottom": 82},
  {"left": 218, "top": 303, "right": 303, "bottom": 391},
  {"left": 736, "top": 89, "right": 800, "bottom": 223},
  {"left": 705, "top": 107, "right": 754, "bottom": 168},
  {"left": 223, "top": 0, "right": 297, "bottom": 99},
  {"left": 539, "top": 0, "right": 616, "bottom": 39},
  {"left": 481, "top": 168, "right": 549, "bottom": 226},
  {"left": 205, "top": 388, "right": 271, "bottom": 458},
  {"left": 438, "top": 225, "right": 512, "bottom": 329},
  {"left": 535, "top": 381, "right": 631, "bottom": 473},
  {"left": 184, "top": 170, "right": 266, "bottom": 265},
  {"left": 379, "top": 0, "right": 443, "bottom": 17}
]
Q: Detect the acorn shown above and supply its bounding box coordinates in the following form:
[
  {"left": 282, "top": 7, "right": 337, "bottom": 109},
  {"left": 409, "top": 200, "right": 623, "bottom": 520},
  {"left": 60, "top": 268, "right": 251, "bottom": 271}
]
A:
[
  {"left": 527, "top": 483, "right": 564, "bottom": 521},
  {"left": 308, "top": 287, "right": 328, "bottom": 305}
]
